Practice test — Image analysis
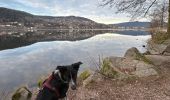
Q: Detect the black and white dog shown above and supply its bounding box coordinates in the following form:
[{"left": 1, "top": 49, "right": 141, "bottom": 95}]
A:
[{"left": 36, "top": 62, "right": 82, "bottom": 100}]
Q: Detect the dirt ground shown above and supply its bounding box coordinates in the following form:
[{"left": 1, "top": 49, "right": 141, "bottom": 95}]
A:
[{"left": 67, "top": 63, "right": 170, "bottom": 100}]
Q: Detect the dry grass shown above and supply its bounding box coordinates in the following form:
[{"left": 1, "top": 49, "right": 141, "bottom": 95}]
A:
[
  {"left": 79, "top": 70, "right": 91, "bottom": 81},
  {"left": 99, "top": 59, "right": 118, "bottom": 78},
  {"left": 151, "top": 31, "right": 169, "bottom": 44}
]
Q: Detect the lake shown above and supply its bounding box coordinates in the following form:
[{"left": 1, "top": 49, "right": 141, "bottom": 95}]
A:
[{"left": 0, "top": 30, "right": 150, "bottom": 93}]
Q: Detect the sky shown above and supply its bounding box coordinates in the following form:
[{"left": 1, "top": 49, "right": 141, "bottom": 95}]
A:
[{"left": 0, "top": 0, "right": 146, "bottom": 24}]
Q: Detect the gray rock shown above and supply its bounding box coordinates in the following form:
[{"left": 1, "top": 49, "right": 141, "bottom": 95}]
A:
[
  {"left": 83, "top": 72, "right": 103, "bottom": 87},
  {"left": 145, "top": 55, "right": 170, "bottom": 66},
  {"left": 108, "top": 56, "right": 158, "bottom": 78},
  {"left": 163, "top": 45, "right": 170, "bottom": 56},
  {"left": 124, "top": 47, "right": 140, "bottom": 59},
  {"left": 133, "top": 68, "right": 157, "bottom": 77},
  {"left": 163, "top": 39, "right": 170, "bottom": 45},
  {"left": 147, "top": 40, "right": 167, "bottom": 55},
  {"left": 133, "top": 61, "right": 157, "bottom": 77}
]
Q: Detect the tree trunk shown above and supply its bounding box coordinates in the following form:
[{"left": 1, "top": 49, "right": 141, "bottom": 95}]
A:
[{"left": 167, "top": 0, "right": 170, "bottom": 37}]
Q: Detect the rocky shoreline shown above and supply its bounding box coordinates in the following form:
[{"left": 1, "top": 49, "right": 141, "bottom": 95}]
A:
[
  {"left": 66, "top": 39, "right": 170, "bottom": 100},
  {"left": 10, "top": 38, "right": 170, "bottom": 100}
]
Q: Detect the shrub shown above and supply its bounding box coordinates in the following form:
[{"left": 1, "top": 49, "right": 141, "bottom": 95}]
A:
[
  {"left": 79, "top": 70, "right": 91, "bottom": 81},
  {"left": 100, "top": 59, "right": 118, "bottom": 78}
]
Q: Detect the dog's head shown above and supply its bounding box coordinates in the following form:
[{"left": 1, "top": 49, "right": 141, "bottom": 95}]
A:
[{"left": 54, "top": 61, "right": 82, "bottom": 90}]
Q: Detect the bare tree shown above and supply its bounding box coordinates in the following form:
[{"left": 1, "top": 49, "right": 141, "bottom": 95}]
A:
[
  {"left": 150, "top": 1, "right": 168, "bottom": 29},
  {"left": 101, "top": 0, "right": 170, "bottom": 37}
]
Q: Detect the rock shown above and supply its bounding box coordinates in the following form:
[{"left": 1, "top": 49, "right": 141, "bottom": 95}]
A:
[
  {"left": 83, "top": 75, "right": 93, "bottom": 87},
  {"left": 163, "top": 39, "right": 170, "bottom": 45},
  {"left": 132, "top": 61, "right": 157, "bottom": 77},
  {"left": 145, "top": 55, "right": 170, "bottom": 66},
  {"left": 108, "top": 56, "right": 158, "bottom": 78},
  {"left": 124, "top": 47, "right": 152, "bottom": 64},
  {"left": 124, "top": 47, "right": 140, "bottom": 59},
  {"left": 147, "top": 40, "right": 167, "bottom": 55},
  {"left": 12, "top": 87, "right": 32, "bottom": 100},
  {"left": 110, "top": 57, "right": 137, "bottom": 74},
  {"left": 133, "top": 68, "right": 157, "bottom": 77},
  {"left": 83, "top": 72, "right": 103, "bottom": 87},
  {"left": 163, "top": 45, "right": 170, "bottom": 56}
]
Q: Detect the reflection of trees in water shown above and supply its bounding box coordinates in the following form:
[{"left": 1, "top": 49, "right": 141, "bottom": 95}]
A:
[
  {"left": 0, "top": 34, "right": 31, "bottom": 50},
  {"left": 0, "top": 30, "right": 105, "bottom": 50},
  {"left": 0, "top": 30, "right": 149, "bottom": 50}
]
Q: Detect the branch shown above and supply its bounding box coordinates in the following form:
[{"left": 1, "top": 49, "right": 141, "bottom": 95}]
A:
[
  {"left": 100, "top": 0, "right": 115, "bottom": 7},
  {"left": 144, "top": 0, "right": 157, "bottom": 16}
]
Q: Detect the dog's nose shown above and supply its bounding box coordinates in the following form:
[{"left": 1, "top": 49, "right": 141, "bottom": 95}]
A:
[{"left": 71, "top": 85, "right": 76, "bottom": 90}]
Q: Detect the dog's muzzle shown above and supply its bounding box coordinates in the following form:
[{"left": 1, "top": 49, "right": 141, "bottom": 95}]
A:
[
  {"left": 70, "top": 78, "right": 77, "bottom": 90},
  {"left": 71, "top": 84, "right": 76, "bottom": 90}
]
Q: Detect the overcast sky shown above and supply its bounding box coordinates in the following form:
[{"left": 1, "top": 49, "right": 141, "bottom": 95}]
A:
[{"left": 0, "top": 0, "right": 145, "bottom": 24}]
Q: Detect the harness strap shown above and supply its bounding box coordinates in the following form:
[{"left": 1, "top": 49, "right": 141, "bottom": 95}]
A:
[{"left": 43, "top": 74, "right": 60, "bottom": 97}]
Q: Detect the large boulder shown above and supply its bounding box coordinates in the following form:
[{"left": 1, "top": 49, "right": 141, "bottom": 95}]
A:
[
  {"left": 103, "top": 48, "right": 158, "bottom": 78},
  {"left": 163, "top": 44, "right": 170, "bottom": 56},
  {"left": 147, "top": 40, "right": 167, "bottom": 55},
  {"left": 124, "top": 47, "right": 153, "bottom": 64},
  {"left": 109, "top": 56, "right": 158, "bottom": 78},
  {"left": 132, "top": 61, "right": 158, "bottom": 77},
  {"left": 145, "top": 55, "right": 170, "bottom": 66},
  {"left": 124, "top": 47, "right": 140, "bottom": 59}
]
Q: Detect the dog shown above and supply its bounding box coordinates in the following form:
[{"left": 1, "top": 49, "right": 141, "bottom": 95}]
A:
[{"left": 36, "top": 62, "right": 82, "bottom": 100}]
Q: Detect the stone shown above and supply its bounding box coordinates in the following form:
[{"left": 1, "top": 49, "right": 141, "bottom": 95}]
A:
[
  {"left": 145, "top": 55, "right": 170, "bottom": 66},
  {"left": 133, "top": 68, "right": 157, "bottom": 77},
  {"left": 147, "top": 40, "right": 167, "bottom": 55},
  {"left": 83, "top": 72, "right": 103, "bottom": 87},
  {"left": 133, "top": 61, "right": 157, "bottom": 77},
  {"left": 108, "top": 55, "right": 158, "bottom": 78},
  {"left": 163, "top": 45, "right": 170, "bottom": 56},
  {"left": 124, "top": 47, "right": 140, "bottom": 59}
]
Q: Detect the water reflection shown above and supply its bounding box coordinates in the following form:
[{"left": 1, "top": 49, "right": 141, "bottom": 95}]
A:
[
  {"left": 0, "top": 31, "right": 150, "bottom": 92},
  {"left": 0, "top": 30, "right": 149, "bottom": 50}
]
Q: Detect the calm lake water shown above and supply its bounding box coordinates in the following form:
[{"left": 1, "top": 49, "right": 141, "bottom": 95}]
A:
[{"left": 0, "top": 31, "right": 150, "bottom": 92}]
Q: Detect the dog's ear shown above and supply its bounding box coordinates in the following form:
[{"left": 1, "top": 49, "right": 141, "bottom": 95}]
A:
[
  {"left": 73, "top": 61, "right": 83, "bottom": 66},
  {"left": 72, "top": 61, "right": 83, "bottom": 70},
  {"left": 77, "top": 61, "right": 83, "bottom": 65}
]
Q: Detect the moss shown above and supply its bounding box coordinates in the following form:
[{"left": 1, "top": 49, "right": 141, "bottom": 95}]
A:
[
  {"left": 12, "top": 86, "right": 32, "bottom": 100},
  {"left": 37, "top": 78, "right": 44, "bottom": 88},
  {"left": 100, "top": 59, "right": 118, "bottom": 78},
  {"left": 79, "top": 70, "right": 91, "bottom": 81},
  {"left": 135, "top": 53, "right": 153, "bottom": 65}
]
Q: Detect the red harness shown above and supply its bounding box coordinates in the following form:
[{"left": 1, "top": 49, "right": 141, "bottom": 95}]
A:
[{"left": 42, "top": 74, "right": 60, "bottom": 97}]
